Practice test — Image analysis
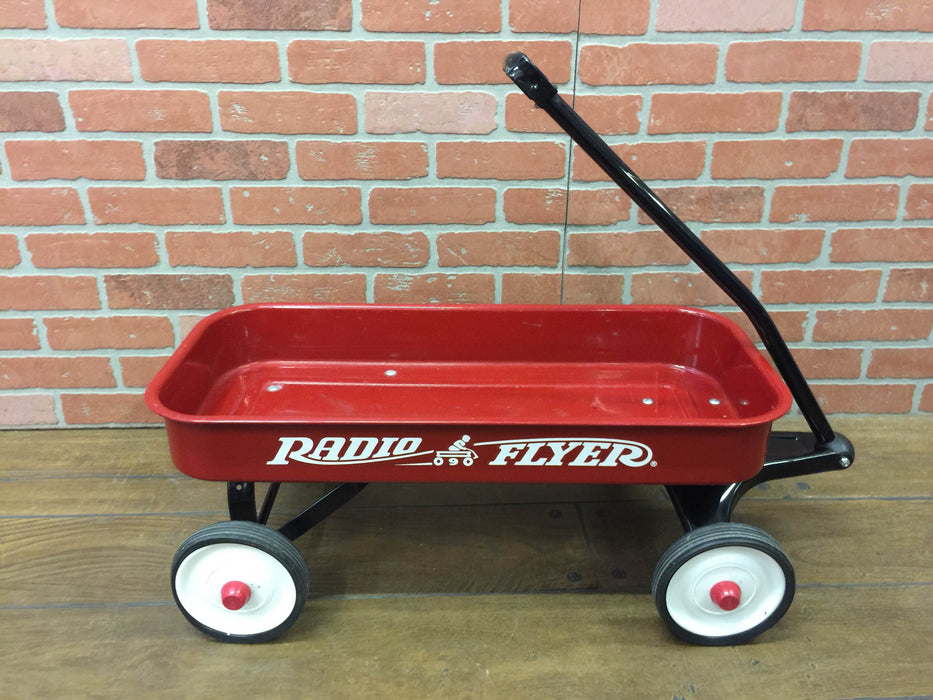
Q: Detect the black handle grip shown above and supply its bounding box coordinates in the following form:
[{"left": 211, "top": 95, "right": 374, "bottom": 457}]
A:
[{"left": 503, "top": 52, "right": 558, "bottom": 108}]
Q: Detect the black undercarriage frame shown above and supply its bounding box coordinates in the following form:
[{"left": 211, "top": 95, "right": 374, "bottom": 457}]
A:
[{"left": 226, "top": 53, "right": 854, "bottom": 541}]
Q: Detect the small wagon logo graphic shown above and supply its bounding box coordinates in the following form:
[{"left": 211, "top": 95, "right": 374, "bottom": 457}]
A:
[{"left": 433, "top": 435, "right": 477, "bottom": 466}]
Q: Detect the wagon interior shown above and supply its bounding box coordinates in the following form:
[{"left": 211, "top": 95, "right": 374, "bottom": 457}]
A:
[{"left": 154, "top": 305, "right": 787, "bottom": 427}]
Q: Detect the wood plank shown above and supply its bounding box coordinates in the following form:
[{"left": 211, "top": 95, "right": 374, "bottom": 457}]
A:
[
  {"left": 579, "top": 499, "right": 933, "bottom": 590},
  {"left": 0, "top": 427, "right": 176, "bottom": 478},
  {"left": 0, "top": 475, "right": 226, "bottom": 517},
  {"left": 1, "top": 586, "right": 929, "bottom": 699},
  {"left": 2, "top": 500, "right": 928, "bottom": 606},
  {"left": 1, "top": 416, "right": 928, "bottom": 503},
  {"left": 0, "top": 503, "right": 597, "bottom": 606}
]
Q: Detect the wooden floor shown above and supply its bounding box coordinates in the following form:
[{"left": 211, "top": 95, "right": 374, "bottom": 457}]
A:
[{"left": 0, "top": 416, "right": 930, "bottom": 699}]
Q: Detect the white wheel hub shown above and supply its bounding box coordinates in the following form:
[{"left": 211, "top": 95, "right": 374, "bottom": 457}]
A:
[
  {"left": 665, "top": 545, "right": 787, "bottom": 639},
  {"left": 174, "top": 543, "right": 298, "bottom": 637}
]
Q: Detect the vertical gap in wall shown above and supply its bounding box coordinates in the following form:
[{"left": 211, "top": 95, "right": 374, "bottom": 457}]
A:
[{"left": 559, "top": 0, "right": 584, "bottom": 304}]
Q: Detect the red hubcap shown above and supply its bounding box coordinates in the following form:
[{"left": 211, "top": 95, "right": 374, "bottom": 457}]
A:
[
  {"left": 221, "top": 580, "right": 252, "bottom": 611},
  {"left": 710, "top": 580, "right": 741, "bottom": 611}
]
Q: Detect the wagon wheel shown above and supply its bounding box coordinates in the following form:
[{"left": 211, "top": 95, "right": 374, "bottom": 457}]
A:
[
  {"left": 651, "top": 522, "right": 795, "bottom": 646},
  {"left": 171, "top": 520, "right": 309, "bottom": 643}
]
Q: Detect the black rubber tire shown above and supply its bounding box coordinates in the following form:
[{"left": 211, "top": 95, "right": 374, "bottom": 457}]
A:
[
  {"left": 171, "top": 520, "right": 309, "bottom": 644},
  {"left": 651, "top": 522, "right": 795, "bottom": 646}
]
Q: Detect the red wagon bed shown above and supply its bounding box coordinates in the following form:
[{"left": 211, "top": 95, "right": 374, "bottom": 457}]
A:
[{"left": 147, "top": 304, "right": 791, "bottom": 486}]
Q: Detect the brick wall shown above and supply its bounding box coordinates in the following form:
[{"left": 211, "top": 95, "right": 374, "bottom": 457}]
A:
[{"left": 0, "top": 0, "right": 931, "bottom": 427}]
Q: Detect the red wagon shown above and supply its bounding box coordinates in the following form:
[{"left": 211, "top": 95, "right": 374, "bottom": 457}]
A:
[{"left": 146, "top": 54, "right": 854, "bottom": 646}]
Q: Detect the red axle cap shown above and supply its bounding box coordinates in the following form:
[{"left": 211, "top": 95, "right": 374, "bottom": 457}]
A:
[
  {"left": 710, "top": 580, "right": 741, "bottom": 611},
  {"left": 221, "top": 580, "right": 251, "bottom": 611}
]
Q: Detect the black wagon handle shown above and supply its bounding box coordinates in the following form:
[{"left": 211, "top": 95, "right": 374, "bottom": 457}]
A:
[{"left": 504, "top": 52, "right": 836, "bottom": 446}]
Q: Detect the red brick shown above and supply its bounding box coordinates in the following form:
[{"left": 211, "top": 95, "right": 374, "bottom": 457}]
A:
[
  {"left": 813, "top": 384, "right": 914, "bottom": 414},
  {"left": 27, "top": 232, "right": 158, "bottom": 268},
  {"left": 770, "top": 185, "right": 899, "bottom": 223},
  {"left": 45, "top": 316, "right": 174, "bottom": 350},
  {"left": 846, "top": 139, "right": 933, "bottom": 178},
  {"left": 567, "top": 232, "right": 690, "bottom": 267},
  {"left": 802, "top": 0, "right": 933, "bottom": 31},
  {"left": 509, "top": 0, "right": 577, "bottom": 33},
  {"left": 230, "top": 187, "right": 362, "bottom": 225},
  {"left": 437, "top": 231, "right": 561, "bottom": 267},
  {"left": 761, "top": 269, "right": 882, "bottom": 304},
  {"left": 435, "top": 41, "right": 572, "bottom": 85},
  {"left": 701, "top": 229, "right": 824, "bottom": 264},
  {"left": 787, "top": 92, "right": 919, "bottom": 132},
  {"left": 219, "top": 92, "right": 356, "bottom": 135},
  {"left": 866, "top": 41, "right": 933, "bottom": 82},
  {"left": 563, "top": 275, "right": 625, "bottom": 304},
  {"left": 297, "top": 141, "right": 428, "bottom": 180},
  {"left": 503, "top": 188, "right": 632, "bottom": 225},
  {"left": 631, "top": 271, "right": 755, "bottom": 306},
  {"left": 0, "top": 39, "right": 131, "bottom": 82},
  {"left": 717, "top": 310, "right": 810, "bottom": 343},
  {"left": 137, "top": 40, "right": 279, "bottom": 83},
  {"left": 365, "top": 92, "right": 497, "bottom": 135},
  {"left": 303, "top": 231, "right": 430, "bottom": 268},
  {"left": 0, "top": 92, "right": 64, "bottom": 132},
  {"left": 830, "top": 227, "right": 933, "bottom": 262},
  {"left": 0, "top": 395, "right": 56, "bottom": 427},
  {"left": 106, "top": 274, "right": 234, "bottom": 310},
  {"left": 289, "top": 41, "right": 424, "bottom": 84},
  {"left": 579, "top": 0, "right": 650, "bottom": 34},
  {"left": 369, "top": 187, "right": 496, "bottom": 225},
  {"left": 208, "top": 0, "right": 350, "bottom": 30},
  {"left": 241, "top": 274, "right": 366, "bottom": 303},
  {"left": 884, "top": 269, "right": 933, "bottom": 302},
  {"left": 61, "top": 393, "right": 160, "bottom": 425},
  {"left": 504, "top": 188, "right": 632, "bottom": 225},
  {"left": 6, "top": 140, "right": 145, "bottom": 181},
  {"left": 905, "top": 184, "right": 933, "bottom": 220},
  {"left": 0, "top": 188, "right": 84, "bottom": 226},
  {"left": 179, "top": 315, "right": 207, "bottom": 337},
  {"left": 373, "top": 274, "right": 495, "bottom": 304},
  {"left": 89, "top": 188, "right": 224, "bottom": 226},
  {"left": 0, "top": 0, "right": 45, "bottom": 28},
  {"left": 573, "top": 142, "right": 705, "bottom": 182},
  {"left": 656, "top": 0, "right": 795, "bottom": 31},
  {"left": 120, "top": 356, "right": 170, "bottom": 388},
  {"left": 928, "top": 95, "right": 933, "bottom": 131},
  {"left": 0, "top": 319, "right": 39, "bottom": 350},
  {"left": 792, "top": 348, "right": 863, "bottom": 380},
  {"left": 501, "top": 273, "right": 562, "bottom": 304},
  {"left": 580, "top": 44, "right": 717, "bottom": 86},
  {"left": 711, "top": 139, "right": 843, "bottom": 180},
  {"left": 167, "top": 231, "right": 297, "bottom": 268},
  {"left": 506, "top": 93, "right": 642, "bottom": 135},
  {"left": 640, "top": 186, "right": 765, "bottom": 224},
  {"left": 70, "top": 90, "right": 212, "bottom": 133},
  {"left": 0, "top": 235, "right": 21, "bottom": 268},
  {"left": 726, "top": 42, "right": 861, "bottom": 83},
  {"left": 814, "top": 309, "right": 933, "bottom": 342},
  {"left": 54, "top": 0, "right": 199, "bottom": 28},
  {"left": 361, "top": 0, "right": 500, "bottom": 33},
  {"left": 0, "top": 356, "right": 115, "bottom": 389},
  {"left": 648, "top": 93, "right": 782, "bottom": 134},
  {"left": 510, "top": 0, "right": 650, "bottom": 34},
  {"left": 0, "top": 276, "right": 100, "bottom": 310},
  {"left": 921, "top": 385, "right": 933, "bottom": 412},
  {"left": 437, "top": 141, "right": 566, "bottom": 180},
  {"left": 155, "top": 140, "right": 289, "bottom": 181}
]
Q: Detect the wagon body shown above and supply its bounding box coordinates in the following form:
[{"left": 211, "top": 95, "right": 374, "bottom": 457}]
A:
[
  {"left": 150, "top": 53, "right": 855, "bottom": 647},
  {"left": 146, "top": 303, "right": 791, "bottom": 485}
]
